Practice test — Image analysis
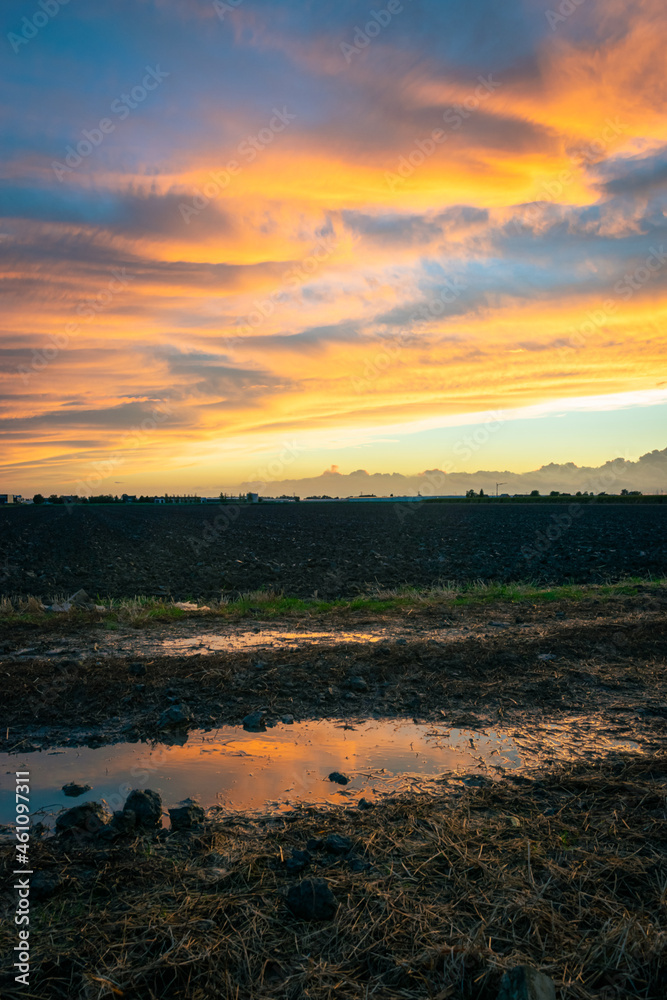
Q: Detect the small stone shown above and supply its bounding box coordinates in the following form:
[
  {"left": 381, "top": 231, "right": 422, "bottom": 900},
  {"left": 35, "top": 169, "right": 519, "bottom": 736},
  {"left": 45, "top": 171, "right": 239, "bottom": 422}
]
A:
[
  {"left": 242, "top": 710, "right": 266, "bottom": 732},
  {"left": 134, "top": 683, "right": 146, "bottom": 693},
  {"left": 347, "top": 675, "right": 368, "bottom": 692},
  {"left": 128, "top": 662, "right": 146, "bottom": 676},
  {"left": 69, "top": 589, "right": 94, "bottom": 609},
  {"left": 158, "top": 704, "right": 191, "bottom": 728},
  {"left": 537, "top": 653, "right": 556, "bottom": 662},
  {"left": 281, "top": 714, "right": 295, "bottom": 725},
  {"left": 109, "top": 809, "right": 136, "bottom": 835},
  {"left": 328, "top": 771, "right": 349, "bottom": 785},
  {"left": 497, "top": 966, "right": 556, "bottom": 1000},
  {"left": 56, "top": 800, "right": 112, "bottom": 837},
  {"left": 169, "top": 803, "right": 205, "bottom": 831},
  {"left": 285, "top": 848, "right": 311, "bottom": 874},
  {"left": 348, "top": 857, "right": 370, "bottom": 873},
  {"left": 358, "top": 797, "right": 375, "bottom": 810},
  {"left": 123, "top": 789, "right": 162, "bottom": 829},
  {"left": 325, "top": 833, "right": 352, "bottom": 855},
  {"left": 286, "top": 879, "right": 337, "bottom": 921},
  {"left": 62, "top": 782, "right": 92, "bottom": 797}
]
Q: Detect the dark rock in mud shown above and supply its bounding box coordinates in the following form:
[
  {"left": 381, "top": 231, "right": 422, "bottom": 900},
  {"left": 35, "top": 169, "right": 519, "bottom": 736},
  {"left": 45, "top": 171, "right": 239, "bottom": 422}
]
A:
[
  {"left": 325, "top": 833, "right": 352, "bottom": 855},
  {"left": 328, "top": 771, "right": 349, "bottom": 785},
  {"left": 286, "top": 879, "right": 337, "bottom": 921},
  {"left": 169, "top": 803, "right": 205, "bottom": 831},
  {"left": 62, "top": 782, "right": 92, "bottom": 797},
  {"left": 281, "top": 714, "right": 295, "bottom": 724},
  {"left": 123, "top": 789, "right": 162, "bottom": 829},
  {"left": 56, "top": 800, "right": 112, "bottom": 836},
  {"left": 285, "top": 848, "right": 312, "bottom": 874},
  {"left": 109, "top": 809, "right": 136, "bottom": 835},
  {"left": 158, "top": 704, "right": 191, "bottom": 727},
  {"left": 243, "top": 710, "right": 266, "bottom": 732},
  {"left": 31, "top": 871, "right": 64, "bottom": 900},
  {"left": 497, "top": 966, "right": 556, "bottom": 1000}
]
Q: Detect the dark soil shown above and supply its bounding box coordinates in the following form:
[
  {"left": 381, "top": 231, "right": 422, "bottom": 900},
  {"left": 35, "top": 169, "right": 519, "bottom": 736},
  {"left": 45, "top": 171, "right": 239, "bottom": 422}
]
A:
[{"left": 1, "top": 502, "right": 666, "bottom": 600}]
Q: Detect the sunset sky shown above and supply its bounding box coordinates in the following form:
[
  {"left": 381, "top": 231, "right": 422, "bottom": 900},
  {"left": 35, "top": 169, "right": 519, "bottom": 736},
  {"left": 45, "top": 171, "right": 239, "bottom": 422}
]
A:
[{"left": 1, "top": 0, "right": 666, "bottom": 495}]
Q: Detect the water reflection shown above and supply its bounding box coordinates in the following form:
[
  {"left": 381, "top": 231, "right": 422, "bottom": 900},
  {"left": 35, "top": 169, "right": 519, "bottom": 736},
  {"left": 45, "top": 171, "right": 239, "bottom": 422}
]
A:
[{"left": 0, "top": 717, "right": 639, "bottom": 828}]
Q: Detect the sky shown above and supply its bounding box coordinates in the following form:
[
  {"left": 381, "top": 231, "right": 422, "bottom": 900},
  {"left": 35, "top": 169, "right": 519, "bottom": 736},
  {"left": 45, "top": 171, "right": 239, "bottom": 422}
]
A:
[{"left": 1, "top": 0, "right": 666, "bottom": 496}]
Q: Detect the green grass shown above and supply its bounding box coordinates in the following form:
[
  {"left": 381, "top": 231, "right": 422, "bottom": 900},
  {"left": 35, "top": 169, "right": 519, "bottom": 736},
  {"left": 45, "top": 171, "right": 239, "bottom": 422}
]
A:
[{"left": 0, "top": 577, "right": 664, "bottom": 628}]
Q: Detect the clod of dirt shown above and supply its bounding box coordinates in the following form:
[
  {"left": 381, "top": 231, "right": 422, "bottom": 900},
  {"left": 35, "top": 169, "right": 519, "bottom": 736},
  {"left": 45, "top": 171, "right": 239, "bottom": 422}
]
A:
[
  {"left": 158, "top": 704, "right": 191, "bottom": 727},
  {"left": 169, "top": 803, "right": 205, "bottom": 831},
  {"left": 62, "top": 782, "right": 92, "bottom": 797},
  {"left": 286, "top": 879, "right": 337, "bottom": 921},
  {"left": 497, "top": 965, "right": 556, "bottom": 1000},
  {"left": 328, "top": 771, "right": 349, "bottom": 785},
  {"left": 56, "top": 800, "right": 112, "bottom": 837},
  {"left": 242, "top": 710, "right": 266, "bottom": 731},
  {"left": 123, "top": 789, "right": 162, "bottom": 829},
  {"left": 324, "top": 834, "right": 352, "bottom": 855},
  {"left": 347, "top": 675, "right": 368, "bottom": 692}
]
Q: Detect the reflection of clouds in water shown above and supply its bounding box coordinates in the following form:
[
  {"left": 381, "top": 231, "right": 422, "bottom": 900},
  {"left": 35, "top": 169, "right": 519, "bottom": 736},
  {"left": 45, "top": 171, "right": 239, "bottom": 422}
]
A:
[{"left": 0, "top": 717, "right": 640, "bottom": 827}]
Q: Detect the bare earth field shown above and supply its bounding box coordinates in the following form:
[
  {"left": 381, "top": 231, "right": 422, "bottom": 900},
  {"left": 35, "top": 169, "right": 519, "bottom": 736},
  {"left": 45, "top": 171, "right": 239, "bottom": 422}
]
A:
[{"left": 1, "top": 502, "right": 667, "bottom": 599}]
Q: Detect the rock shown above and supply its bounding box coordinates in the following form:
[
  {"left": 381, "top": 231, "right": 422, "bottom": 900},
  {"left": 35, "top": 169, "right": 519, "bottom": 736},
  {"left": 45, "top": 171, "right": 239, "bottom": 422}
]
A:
[
  {"left": 30, "top": 872, "right": 64, "bottom": 900},
  {"left": 48, "top": 601, "right": 71, "bottom": 613},
  {"left": 123, "top": 789, "right": 162, "bottom": 829},
  {"left": 128, "top": 662, "right": 146, "bottom": 676},
  {"left": 348, "top": 857, "right": 371, "bottom": 873},
  {"left": 69, "top": 589, "right": 94, "bottom": 609},
  {"left": 169, "top": 803, "right": 205, "bottom": 831},
  {"left": 286, "top": 879, "right": 337, "bottom": 921},
  {"left": 56, "top": 800, "right": 111, "bottom": 836},
  {"left": 62, "top": 782, "right": 92, "bottom": 797},
  {"left": 328, "top": 771, "right": 349, "bottom": 785},
  {"left": 497, "top": 966, "right": 557, "bottom": 1000},
  {"left": 158, "top": 704, "right": 191, "bottom": 728},
  {"left": 347, "top": 675, "right": 368, "bottom": 692},
  {"left": 537, "top": 653, "right": 556, "bottom": 662},
  {"left": 281, "top": 714, "right": 295, "bottom": 724},
  {"left": 242, "top": 710, "right": 266, "bottom": 732},
  {"left": 109, "top": 809, "right": 136, "bottom": 835},
  {"left": 325, "top": 833, "right": 352, "bottom": 855},
  {"left": 285, "top": 848, "right": 311, "bottom": 874},
  {"left": 358, "top": 797, "right": 375, "bottom": 810}
]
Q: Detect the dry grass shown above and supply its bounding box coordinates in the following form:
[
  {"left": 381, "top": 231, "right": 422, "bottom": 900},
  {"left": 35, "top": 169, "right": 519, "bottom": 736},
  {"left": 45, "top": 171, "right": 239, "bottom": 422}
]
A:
[
  {"left": 0, "top": 578, "right": 665, "bottom": 629},
  {"left": 1, "top": 752, "right": 665, "bottom": 999}
]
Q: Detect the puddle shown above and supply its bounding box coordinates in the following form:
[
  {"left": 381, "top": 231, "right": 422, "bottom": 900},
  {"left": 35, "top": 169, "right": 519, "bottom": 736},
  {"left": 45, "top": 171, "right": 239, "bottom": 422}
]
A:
[{"left": 0, "top": 717, "right": 640, "bottom": 829}]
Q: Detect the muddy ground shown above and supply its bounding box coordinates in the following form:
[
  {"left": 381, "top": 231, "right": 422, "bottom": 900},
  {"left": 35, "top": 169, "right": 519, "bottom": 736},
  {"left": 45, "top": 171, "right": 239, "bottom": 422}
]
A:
[
  {"left": 2, "top": 502, "right": 667, "bottom": 599},
  {"left": 2, "top": 594, "right": 666, "bottom": 752}
]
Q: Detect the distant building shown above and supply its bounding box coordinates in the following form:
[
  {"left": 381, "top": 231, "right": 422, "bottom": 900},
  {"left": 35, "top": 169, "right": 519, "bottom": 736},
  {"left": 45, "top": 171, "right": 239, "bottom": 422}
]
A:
[
  {"left": 246, "top": 492, "right": 259, "bottom": 503},
  {"left": 0, "top": 494, "right": 15, "bottom": 504}
]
